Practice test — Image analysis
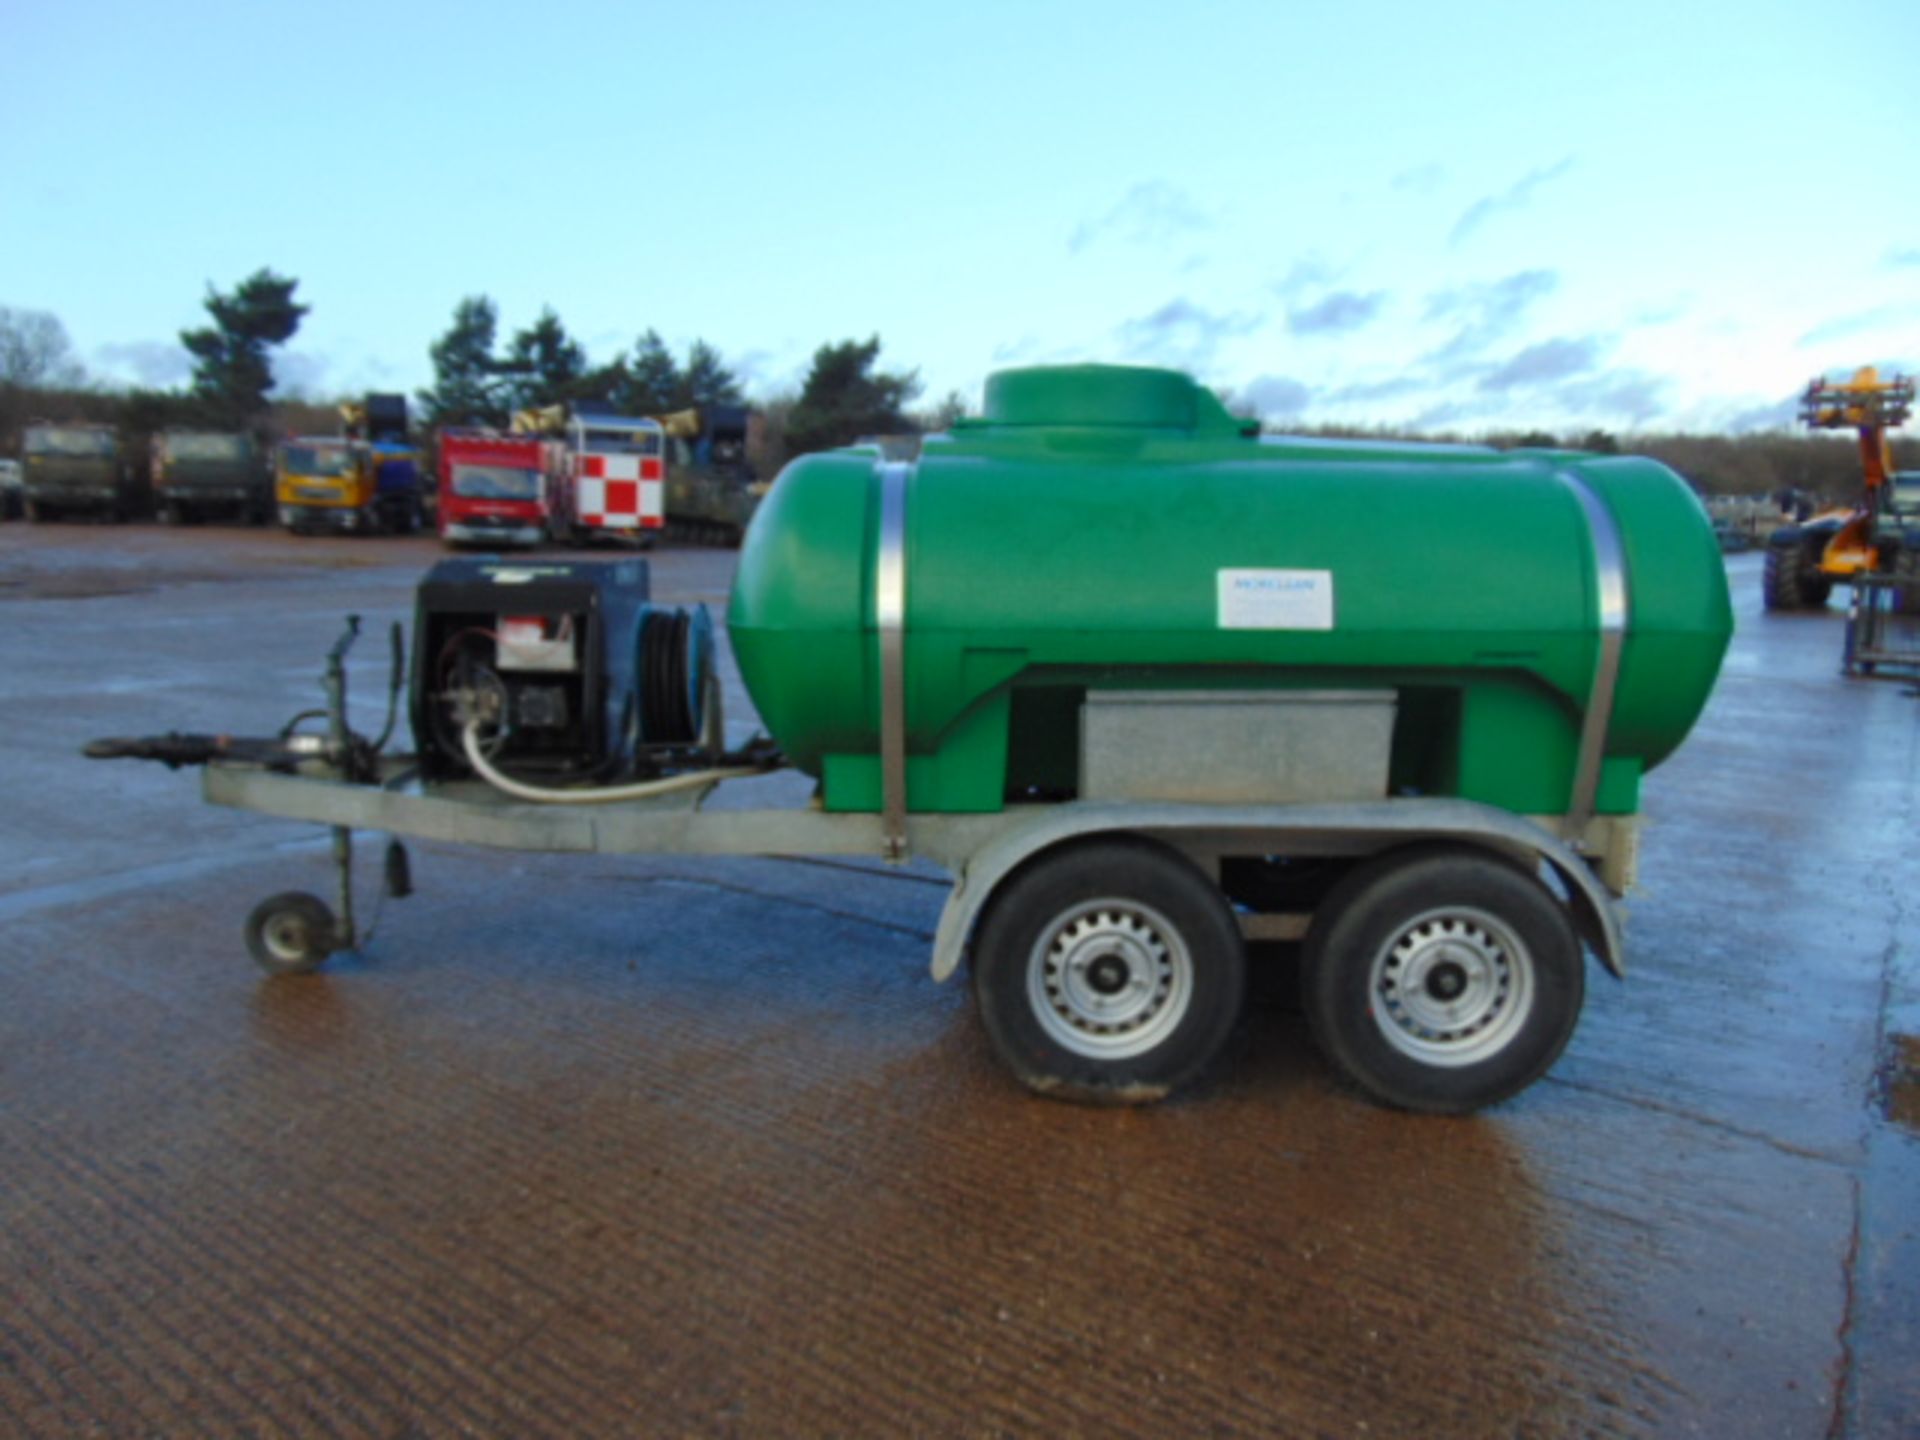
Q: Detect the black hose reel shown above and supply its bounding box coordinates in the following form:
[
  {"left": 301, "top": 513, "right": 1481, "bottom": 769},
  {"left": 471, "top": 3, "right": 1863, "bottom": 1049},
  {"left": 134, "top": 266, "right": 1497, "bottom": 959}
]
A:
[{"left": 637, "top": 603, "right": 713, "bottom": 747}]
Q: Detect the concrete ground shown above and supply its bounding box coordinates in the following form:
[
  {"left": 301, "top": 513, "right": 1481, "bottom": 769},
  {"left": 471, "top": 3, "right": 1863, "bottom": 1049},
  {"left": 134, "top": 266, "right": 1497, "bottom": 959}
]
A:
[{"left": 0, "top": 522, "right": 1914, "bottom": 1438}]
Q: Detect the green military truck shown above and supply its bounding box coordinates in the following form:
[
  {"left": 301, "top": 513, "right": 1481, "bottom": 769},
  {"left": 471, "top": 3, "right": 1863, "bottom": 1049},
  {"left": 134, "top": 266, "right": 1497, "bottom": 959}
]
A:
[
  {"left": 21, "top": 424, "right": 142, "bottom": 522},
  {"left": 154, "top": 430, "right": 269, "bottom": 525},
  {"left": 660, "top": 405, "right": 764, "bottom": 545}
]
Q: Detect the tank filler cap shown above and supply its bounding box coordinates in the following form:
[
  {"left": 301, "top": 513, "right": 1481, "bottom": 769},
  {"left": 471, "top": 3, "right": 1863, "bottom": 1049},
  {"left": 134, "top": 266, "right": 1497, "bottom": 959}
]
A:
[{"left": 976, "top": 364, "right": 1258, "bottom": 437}]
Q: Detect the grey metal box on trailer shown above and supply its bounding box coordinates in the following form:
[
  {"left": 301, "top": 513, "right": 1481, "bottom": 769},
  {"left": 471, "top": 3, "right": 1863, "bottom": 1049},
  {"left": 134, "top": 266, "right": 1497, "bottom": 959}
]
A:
[{"left": 1079, "top": 690, "right": 1397, "bottom": 805}]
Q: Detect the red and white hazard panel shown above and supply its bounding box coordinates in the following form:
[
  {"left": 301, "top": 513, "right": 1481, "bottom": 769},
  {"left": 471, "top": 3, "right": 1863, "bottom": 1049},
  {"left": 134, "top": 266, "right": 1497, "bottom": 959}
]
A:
[{"left": 576, "top": 453, "right": 664, "bottom": 530}]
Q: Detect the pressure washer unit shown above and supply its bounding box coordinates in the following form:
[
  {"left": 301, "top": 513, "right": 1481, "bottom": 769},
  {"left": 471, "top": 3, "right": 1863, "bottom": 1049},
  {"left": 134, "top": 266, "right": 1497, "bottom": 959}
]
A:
[
  {"left": 85, "top": 363, "right": 1739, "bottom": 1116},
  {"left": 409, "top": 557, "right": 712, "bottom": 782}
]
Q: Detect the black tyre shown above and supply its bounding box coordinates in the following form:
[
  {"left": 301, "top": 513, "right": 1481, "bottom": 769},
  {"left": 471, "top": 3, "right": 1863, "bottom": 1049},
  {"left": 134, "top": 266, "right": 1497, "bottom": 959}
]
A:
[
  {"left": 971, "top": 838, "right": 1247, "bottom": 1104},
  {"left": 1763, "top": 540, "right": 1812, "bottom": 610},
  {"left": 23, "top": 499, "right": 41, "bottom": 523},
  {"left": 244, "top": 891, "right": 337, "bottom": 977},
  {"left": 1300, "top": 846, "right": 1584, "bottom": 1114}
]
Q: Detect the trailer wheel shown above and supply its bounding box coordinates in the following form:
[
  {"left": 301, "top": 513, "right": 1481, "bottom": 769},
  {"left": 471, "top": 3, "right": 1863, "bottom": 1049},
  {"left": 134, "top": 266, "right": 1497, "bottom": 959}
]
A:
[
  {"left": 1301, "top": 846, "right": 1583, "bottom": 1114},
  {"left": 244, "top": 891, "right": 338, "bottom": 977},
  {"left": 971, "top": 838, "right": 1246, "bottom": 1104}
]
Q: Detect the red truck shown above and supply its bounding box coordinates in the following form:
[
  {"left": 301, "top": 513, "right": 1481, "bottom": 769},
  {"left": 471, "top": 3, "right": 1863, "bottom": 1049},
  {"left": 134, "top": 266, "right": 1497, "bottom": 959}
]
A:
[
  {"left": 555, "top": 410, "right": 666, "bottom": 547},
  {"left": 436, "top": 429, "right": 554, "bottom": 547},
  {"left": 438, "top": 410, "right": 669, "bottom": 550}
]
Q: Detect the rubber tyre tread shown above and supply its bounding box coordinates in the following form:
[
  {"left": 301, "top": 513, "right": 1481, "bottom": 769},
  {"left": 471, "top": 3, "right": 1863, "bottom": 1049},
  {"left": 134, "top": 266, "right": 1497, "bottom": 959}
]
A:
[
  {"left": 971, "top": 838, "right": 1246, "bottom": 1105},
  {"left": 1300, "top": 845, "right": 1584, "bottom": 1114},
  {"left": 244, "top": 891, "right": 336, "bottom": 977},
  {"left": 1763, "top": 540, "right": 1810, "bottom": 610}
]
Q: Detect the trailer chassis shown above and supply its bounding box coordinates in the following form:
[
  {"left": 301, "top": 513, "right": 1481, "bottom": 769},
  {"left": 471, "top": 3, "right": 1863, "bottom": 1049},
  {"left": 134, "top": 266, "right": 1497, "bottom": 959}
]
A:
[{"left": 144, "top": 614, "right": 1640, "bottom": 1113}]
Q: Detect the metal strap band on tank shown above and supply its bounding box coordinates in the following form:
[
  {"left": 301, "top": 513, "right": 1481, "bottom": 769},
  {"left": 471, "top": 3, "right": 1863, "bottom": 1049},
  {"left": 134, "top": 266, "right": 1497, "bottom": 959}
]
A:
[
  {"left": 876, "top": 461, "right": 911, "bottom": 862},
  {"left": 1558, "top": 471, "right": 1630, "bottom": 844}
]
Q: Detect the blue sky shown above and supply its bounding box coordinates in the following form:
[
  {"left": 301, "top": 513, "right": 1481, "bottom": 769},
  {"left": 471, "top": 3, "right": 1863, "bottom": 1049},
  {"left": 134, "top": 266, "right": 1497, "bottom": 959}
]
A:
[{"left": 5, "top": 0, "right": 1917, "bottom": 433}]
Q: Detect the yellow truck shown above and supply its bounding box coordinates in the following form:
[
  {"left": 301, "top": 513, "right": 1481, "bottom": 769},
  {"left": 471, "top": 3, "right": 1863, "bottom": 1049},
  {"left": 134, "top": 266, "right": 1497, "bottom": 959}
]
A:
[{"left": 275, "top": 395, "right": 422, "bottom": 535}]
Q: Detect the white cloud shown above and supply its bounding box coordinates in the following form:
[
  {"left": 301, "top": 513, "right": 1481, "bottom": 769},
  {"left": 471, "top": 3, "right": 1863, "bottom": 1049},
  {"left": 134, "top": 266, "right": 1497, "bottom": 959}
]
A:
[
  {"left": 93, "top": 340, "right": 191, "bottom": 388},
  {"left": 1449, "top": 158, "right": 1575, "bottom": 246},
  {"left": 1070, "top": 181, "right": 1212, "bottom": 255}
]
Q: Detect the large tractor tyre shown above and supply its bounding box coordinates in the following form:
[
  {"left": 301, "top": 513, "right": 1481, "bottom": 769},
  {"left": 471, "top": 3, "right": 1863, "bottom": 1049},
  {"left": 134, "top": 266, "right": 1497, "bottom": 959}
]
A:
[
  {"left": 1763, "top": 540, "right": 1818, "bottom": 610},
  {"left": 1300, "top": 845, "right": 1585, "bottom": 1114},
  {"left": 971, "top": 838, "right": 1248, "bottom": 1105}
]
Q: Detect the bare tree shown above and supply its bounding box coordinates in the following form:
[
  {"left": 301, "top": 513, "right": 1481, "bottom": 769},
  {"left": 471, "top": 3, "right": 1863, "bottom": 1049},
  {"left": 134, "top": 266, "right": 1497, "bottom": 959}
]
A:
[
  {"left": 0, "top": 306, "right": 86, "bottom": 389},
  {"left": 914, "top": 389, "right": 972, "bottom": 432}
]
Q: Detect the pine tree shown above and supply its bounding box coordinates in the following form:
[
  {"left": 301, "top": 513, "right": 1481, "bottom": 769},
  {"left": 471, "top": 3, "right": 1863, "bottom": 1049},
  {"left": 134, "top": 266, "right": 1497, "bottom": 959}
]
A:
[
  {"left": 785, "top": 337, "right": 921, "bottom": 456},
  {"left": 675, "top": 339, "right": 744, "bottom": 411},
  {"left": 179, "top": 268, "right": 307, "bottom": 425},
  {"left": 624, "top": 329, "right": 681, "bottom": 416},
  {"left": 501, "top": 307, "right": 585, "bottom": 411},
  {"left": 418, "top": 296, "right": 506, "bottom": 427}
]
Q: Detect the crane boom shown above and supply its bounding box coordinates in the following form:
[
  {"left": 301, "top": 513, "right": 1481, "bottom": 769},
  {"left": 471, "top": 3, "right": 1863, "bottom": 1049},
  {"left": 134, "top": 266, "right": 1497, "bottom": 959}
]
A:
[{"left": 1799, "top": 366, "right": 1914, "bottom": 494}]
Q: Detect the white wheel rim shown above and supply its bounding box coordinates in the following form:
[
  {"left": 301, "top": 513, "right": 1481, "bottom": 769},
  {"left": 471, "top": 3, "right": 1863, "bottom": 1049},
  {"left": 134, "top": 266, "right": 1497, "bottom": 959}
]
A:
[
  {"left": 1026, "top": 898, "right": 1194, "bottom": 1060},
  {"left": 1367, "top": 906, "right": 1535, "bottom": 1067},
  {"left": 263, "top": 913, "right": 314, "bottom": 964}
]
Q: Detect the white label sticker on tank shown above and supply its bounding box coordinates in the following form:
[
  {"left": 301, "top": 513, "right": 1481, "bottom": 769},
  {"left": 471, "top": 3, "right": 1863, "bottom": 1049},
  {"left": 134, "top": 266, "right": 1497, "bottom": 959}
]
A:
[{"left": 1217, "top": 569, "right": 1334, "bottom": 630}]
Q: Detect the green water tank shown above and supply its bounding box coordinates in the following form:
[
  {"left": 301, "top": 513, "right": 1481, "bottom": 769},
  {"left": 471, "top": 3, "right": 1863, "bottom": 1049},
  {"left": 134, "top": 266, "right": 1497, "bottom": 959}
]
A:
[{"left": 728, "top": 364, "right": 1732, "bottom": 819}]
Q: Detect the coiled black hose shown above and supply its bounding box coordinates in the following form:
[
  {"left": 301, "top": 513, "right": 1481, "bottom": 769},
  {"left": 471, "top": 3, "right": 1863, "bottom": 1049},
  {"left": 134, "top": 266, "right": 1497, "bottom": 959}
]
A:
[{"left": 639, "top": 608, "right": 698, "bottom": 744}]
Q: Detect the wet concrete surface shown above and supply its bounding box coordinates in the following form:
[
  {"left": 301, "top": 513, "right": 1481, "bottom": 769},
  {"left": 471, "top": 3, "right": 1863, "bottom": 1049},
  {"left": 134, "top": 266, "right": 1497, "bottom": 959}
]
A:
[{"left": 0, "top": 522, "right": 1915, "bottom": 1437}]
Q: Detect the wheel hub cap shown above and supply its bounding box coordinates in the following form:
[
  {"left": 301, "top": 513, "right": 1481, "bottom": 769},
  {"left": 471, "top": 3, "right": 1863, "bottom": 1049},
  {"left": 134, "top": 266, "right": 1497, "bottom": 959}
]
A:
[
  {"left": 1368, "top": 908, "right": 1536, "bottom": 1067},
  {"left": 264, "top": 914, "right": 312, "bottom": 963},
  {"left": 1028, "top": 901, "right": 1195, "bottom": 1060},
  {"left": 1087, "top": 953, "right": 1131, "bottom": 995}
]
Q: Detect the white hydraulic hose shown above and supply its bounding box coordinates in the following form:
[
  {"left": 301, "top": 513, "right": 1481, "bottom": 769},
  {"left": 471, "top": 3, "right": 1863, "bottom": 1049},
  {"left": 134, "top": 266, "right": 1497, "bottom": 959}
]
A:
[{"left": 461, "top": 723, "right": 765, "bottom": 805}]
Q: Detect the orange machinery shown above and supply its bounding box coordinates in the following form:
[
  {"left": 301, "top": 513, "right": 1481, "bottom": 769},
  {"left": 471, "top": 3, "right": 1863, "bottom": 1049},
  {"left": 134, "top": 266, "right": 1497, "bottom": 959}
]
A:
[{"left": 1763, "top": 366, "right": 1916, "bottom": 610}]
